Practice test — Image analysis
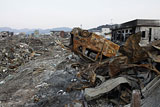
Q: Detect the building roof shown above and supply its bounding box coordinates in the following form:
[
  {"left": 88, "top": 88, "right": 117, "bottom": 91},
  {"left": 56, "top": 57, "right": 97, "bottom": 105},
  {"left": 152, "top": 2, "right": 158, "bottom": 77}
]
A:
[{"left": 112, "top": 19, "right": 160, "bottom": 30}]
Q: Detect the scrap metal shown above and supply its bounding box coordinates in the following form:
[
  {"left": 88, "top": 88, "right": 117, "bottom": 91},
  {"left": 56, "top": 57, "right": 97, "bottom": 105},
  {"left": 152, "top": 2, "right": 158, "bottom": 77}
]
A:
[
  {"left": 119, "top": 32, "right": 148, "bottom": 63},
  {"left": 70, "top": 28, "right": 120, "bottom": 61},
  {"left": 68, "top": 30, "right": 160, "bottom": 106}
]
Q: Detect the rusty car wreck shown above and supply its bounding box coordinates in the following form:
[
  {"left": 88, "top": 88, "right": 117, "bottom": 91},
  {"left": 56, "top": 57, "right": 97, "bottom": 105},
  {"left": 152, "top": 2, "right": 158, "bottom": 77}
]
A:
[{"left": 70, "top": 28, "right": 119, "bottom": 62}]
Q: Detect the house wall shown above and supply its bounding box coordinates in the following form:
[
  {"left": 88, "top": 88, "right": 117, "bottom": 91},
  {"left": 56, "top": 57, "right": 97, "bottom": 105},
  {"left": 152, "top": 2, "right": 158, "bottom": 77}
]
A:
[
  {"left": 133, "top": 27, "right": 160, "bottom": 44},
  {"left": 112, "top": 26, "right": 160, "bottom": 45},
  {"left": 139, "top": 27, "right": 160, "bottom": 41}
]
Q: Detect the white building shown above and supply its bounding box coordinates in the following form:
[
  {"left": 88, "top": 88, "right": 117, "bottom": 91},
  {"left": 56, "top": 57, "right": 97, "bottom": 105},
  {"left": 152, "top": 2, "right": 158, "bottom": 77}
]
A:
[
  {"left": 111, "top": 19, "right": 160, "bottom": 45},
  {"left": 91, "top": 28, "right": 112, "bottom": 40},
  {"left": 101, "top": 28, "right": 111, "bottom": 35}
]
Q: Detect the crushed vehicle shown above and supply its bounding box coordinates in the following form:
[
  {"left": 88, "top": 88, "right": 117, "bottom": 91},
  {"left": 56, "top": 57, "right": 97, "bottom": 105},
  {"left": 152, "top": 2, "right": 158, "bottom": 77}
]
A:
[{"left": 70, "top": 28, "right": 120, "bottom": 62}]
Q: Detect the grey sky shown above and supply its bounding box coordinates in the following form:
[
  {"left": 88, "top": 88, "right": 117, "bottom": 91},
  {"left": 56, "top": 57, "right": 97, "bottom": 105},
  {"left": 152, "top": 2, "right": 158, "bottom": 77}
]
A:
[{"left": 0, "top": 0, "right": 160, "bottom": 29}]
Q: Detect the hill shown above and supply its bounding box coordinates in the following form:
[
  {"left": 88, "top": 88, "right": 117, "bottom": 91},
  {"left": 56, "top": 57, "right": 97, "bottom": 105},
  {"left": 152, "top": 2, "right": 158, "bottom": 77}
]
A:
[
  {"left": 89, "top": 24, "right": 115, "bottom": 31},
  {"left": 0, "top": 27, "right": 72, "bottom": 34}
]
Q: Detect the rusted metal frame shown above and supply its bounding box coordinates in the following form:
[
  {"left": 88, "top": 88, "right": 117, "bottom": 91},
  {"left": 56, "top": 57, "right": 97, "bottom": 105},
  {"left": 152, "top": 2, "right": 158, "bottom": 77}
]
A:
[
  {"left": 87, "top": 39, "right": 106, "bottom": 62},
  {"left": 73, "top": 38, "right": 96, "bottom": 62},
  {"left": 79, "top": 40, "right": 96, "bottom": 61},
  {"left": 120, "top": 96, "right": 130, "bottom": 104},
  {"left": 82, "top": 45, "right": 86, "bottom": 55},
  {"left": 120, "top": 88, "right": 132, "bottom": 104},
  {"left": 100, "top": 41, "right": 106, "bottom": 62},
  {"left": 120, "top": 64, "right": 160, "bottom": 75},
  {"left": 95, "top": 52, "right": 100, "bottom": 61},
  {"left": 131, "top": 90, "right": 141, "bottom": 107},
  {"left": 77, "top": 50, "right": 95, "bottom": 62}
]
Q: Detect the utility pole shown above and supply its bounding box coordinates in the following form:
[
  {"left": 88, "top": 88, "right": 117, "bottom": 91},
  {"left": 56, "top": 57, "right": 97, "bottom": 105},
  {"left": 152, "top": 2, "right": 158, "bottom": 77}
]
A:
[{"left": 80, "top": 24, "right": 82, "bottom": 29}]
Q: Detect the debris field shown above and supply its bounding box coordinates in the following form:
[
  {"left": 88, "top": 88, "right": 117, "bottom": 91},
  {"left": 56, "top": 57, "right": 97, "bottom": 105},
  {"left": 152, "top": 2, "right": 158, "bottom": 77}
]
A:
[{"left": 0, "top": 28, "right": 160, "bottom": 107}]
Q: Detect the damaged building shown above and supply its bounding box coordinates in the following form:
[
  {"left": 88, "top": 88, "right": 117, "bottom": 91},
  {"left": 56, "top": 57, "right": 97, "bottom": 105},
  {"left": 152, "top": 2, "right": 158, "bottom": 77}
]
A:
[{"left": 111, "top": 19, "right": 160, "bottom": 45}]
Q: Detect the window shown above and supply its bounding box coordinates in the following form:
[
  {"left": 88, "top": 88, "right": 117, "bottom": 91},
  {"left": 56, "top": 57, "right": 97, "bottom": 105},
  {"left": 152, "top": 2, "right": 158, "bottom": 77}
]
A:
[
  {"left": 126, "top": 30, "right": 128, "bottom": 33},
  {"left": 142, "top": 31, "right": 145, "bottom": 38}
]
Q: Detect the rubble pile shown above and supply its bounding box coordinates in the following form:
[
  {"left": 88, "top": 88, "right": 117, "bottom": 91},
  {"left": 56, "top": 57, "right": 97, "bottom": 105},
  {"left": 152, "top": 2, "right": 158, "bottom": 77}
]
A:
[
  {"left": 0, "top": 33, "right": 86, "bottom": 107},
  {"left": 0, "top": 42, "right": 34, "bottom": 79},
  {"left": 0, "top": 31, "right": 13, "bottom": 40},
  {"left": 68, "top": 31, "right": 160, "bottom": 106},
  {"left": 0, "top": 35, "right": 57, "bottom": 79},
  {"left": 0, "top": 30, "right": 160, "bottom": 107}
]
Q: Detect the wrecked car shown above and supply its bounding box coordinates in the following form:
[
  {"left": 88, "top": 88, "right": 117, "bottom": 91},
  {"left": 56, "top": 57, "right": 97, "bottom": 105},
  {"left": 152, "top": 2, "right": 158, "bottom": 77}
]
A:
[{"left": 70, "top": 28, "right": 120, "bottom": 61}]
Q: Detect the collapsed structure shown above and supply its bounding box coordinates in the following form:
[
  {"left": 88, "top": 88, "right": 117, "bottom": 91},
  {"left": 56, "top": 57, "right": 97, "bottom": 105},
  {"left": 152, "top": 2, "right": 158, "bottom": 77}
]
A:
[{"left": 111, "top": 19, "right": 160, "bottom": 45}]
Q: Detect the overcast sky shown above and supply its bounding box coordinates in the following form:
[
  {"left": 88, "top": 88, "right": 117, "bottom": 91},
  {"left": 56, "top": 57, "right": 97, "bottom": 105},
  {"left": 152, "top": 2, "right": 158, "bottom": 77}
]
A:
[{"left": 0, "top": 0, "right": 160, "bottom": 29}]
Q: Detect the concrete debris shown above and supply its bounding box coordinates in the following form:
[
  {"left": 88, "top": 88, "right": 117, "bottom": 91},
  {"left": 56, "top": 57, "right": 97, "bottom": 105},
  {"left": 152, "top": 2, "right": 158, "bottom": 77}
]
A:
[
  {"left": 0, "top": 31, "right": 14, "bottom": 40},
  {"left": 0, "top": 80, "right": 5, "bottom": 85},
  {"left": 57, "top": 90, "right": 67, "bottom": 95},
  {"left": 0, "top": 42, "right": 34, "bottom": 79},
  {"left": 35, "top": 82, "right": 49, "bottom": 89},
  {"left": 96, "top": 75, "right": 105, "bottom": 83},
  {"left": 65, "top": 100, "right": 84, "bottom": 107},
  {"left": 0, "top": 28, "right": 160, "bottom": 107},
  {"left": 84, "top": 77, "right": 130, "bottom": 101}
]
